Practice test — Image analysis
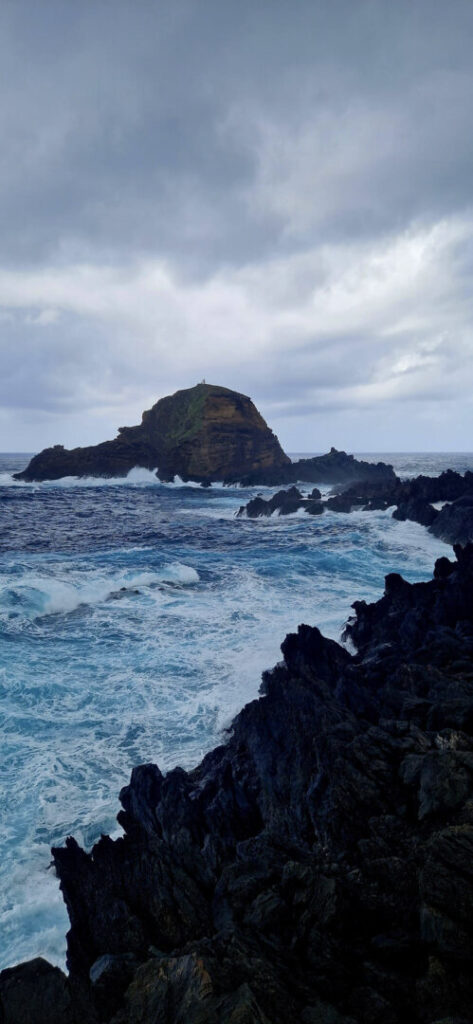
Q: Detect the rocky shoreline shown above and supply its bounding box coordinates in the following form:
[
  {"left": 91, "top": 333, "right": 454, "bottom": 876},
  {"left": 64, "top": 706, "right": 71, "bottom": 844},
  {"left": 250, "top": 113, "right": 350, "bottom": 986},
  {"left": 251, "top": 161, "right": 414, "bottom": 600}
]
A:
[
  {"left": 239, "top": 468, "right": 473, "bottom": 546},
  {"left": 3, "top": 544, "right": 473, "bottom": 1022}
]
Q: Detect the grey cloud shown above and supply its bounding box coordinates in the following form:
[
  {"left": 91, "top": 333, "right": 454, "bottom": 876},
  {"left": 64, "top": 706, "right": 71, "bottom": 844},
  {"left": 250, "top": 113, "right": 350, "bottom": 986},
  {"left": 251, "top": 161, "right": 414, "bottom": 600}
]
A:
[
  {"left": 1, "top": 0, "right": 473, "bottom": 449},
  {"left": 1, "top": 1, "right": 473, "bottom": 271}
]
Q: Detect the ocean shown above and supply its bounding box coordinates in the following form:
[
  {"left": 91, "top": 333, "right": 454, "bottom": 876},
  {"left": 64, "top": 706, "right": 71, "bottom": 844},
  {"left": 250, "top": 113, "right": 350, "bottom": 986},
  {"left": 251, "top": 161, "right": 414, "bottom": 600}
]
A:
[{"left": 1, "top": 451, "right": 472, "bottom": 971}]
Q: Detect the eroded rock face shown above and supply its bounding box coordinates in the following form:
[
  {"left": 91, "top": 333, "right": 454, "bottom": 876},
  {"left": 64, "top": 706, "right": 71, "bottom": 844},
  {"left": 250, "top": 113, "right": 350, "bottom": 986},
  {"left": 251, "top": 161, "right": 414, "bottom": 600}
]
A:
[
  {"left": 14, "top": 384, "right": 290, "bottom": 484},
  {"left": 4, "top": 547, "right": 473, "bottom": 1022}
]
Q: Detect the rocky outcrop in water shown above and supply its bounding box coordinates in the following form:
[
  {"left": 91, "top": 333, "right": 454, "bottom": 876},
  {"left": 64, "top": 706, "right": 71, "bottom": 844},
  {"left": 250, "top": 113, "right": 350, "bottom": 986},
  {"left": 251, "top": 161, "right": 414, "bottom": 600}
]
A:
[
  {"left": 236, "top": 469, "right": 473, "bottom": 546},
  {"left": 3, "top": 545, "right": 473, "bottom": 1022},
  {"left": 238, "top": 447, "right": 396, "bottom": 487},
  {"left": 14, "top": 385, "right": 396, "bottom": 487},
  {"left": 321, "top": 469, "right": 473, "bottom": 545},
  {"left": 14, "top": 384, "right": 290, "bottom": 484},
  {"left": 237, "top": 486, "right": 323, "bottom": 518},
  {"left": 392, "top": 498, "right": 439, "bottom": 528}
]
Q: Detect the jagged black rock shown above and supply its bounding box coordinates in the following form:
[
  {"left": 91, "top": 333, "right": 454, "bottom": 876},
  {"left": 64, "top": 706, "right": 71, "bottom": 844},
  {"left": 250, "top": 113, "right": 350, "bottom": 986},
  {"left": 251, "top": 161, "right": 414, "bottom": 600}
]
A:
[
  {"left": 2, "top": 547, "right": 473, "bottom": 1022},
  {"left": 239, "top": 469, "right": 473, "bottom": 544}
]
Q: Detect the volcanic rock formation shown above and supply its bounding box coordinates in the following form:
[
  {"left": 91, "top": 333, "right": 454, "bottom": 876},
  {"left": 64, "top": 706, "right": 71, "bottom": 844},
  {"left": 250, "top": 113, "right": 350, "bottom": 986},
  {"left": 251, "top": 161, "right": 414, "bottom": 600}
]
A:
[
  {"left": 3, "top": 546, "right": 473, "bottom": 1022},
  {"left": 237, "top": 485, "right": 324, "bottom": 517},
  {"left": 237, "top": 447, "right": 396, "bottom": 487},
  {"left": 14, "top": 384, "right": 290, "bottom": 484},
  {"left": 14, "top": 385, "right": 396, "bottom": 486},
  {"left": 239, "top": 470, "right": 473, "bottom": 546},
  {"left": 322, "top": 469, "right": 473, "bottom": 544}
]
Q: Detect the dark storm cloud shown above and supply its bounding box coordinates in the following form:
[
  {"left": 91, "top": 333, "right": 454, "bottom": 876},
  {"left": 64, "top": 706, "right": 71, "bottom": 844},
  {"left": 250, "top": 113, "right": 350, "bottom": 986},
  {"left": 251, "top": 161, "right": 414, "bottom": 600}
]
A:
[
  {"left": 1, "top": 0, "right": 473, "bottom": 450},
  {"left": 1, "top": 0, "right": 473, "bottom": 269}
]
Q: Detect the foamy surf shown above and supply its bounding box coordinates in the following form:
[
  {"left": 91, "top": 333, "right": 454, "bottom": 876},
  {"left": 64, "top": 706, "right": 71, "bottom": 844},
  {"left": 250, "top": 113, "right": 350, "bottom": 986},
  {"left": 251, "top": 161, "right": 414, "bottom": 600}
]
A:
[
  {"left": 0, "top": 451, "right": 470, "bottom": 973},
  {"left": 47, "top": 466, "right": 161, "bottom": 487},
  {"left": 0, "top": 562, "right": 199, "bottom": 621}
]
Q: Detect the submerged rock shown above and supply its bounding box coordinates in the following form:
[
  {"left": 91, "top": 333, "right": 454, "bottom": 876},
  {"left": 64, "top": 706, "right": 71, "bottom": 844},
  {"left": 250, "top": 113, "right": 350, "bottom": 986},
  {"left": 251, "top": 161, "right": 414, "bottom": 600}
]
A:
[{"left": 4, "top": 547, "right": 473, "bottom": 1021}]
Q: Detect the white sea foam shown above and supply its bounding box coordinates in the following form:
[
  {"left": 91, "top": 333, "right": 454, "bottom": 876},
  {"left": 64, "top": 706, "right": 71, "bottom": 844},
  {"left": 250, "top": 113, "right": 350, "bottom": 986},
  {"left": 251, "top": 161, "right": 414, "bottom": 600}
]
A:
[
  {"left": 0, "top": 467, "right": 162, "bottom": 488},
  {"left": 5, "top": 466, "right": 235, "bottom": 490},
  {"left": 0, "top": 562, "right": 199, "bottom": 620},
  {"left": 0, "top": 472, "right": 23, "bottom": 486},
  {"left": 0, "top": 853, "right": 67, "bottom": 971},
  {"left": 47, "top": 466, "right": 161, "bottom": 487},
  {"left": 0, "top": 453, "right": 459, "bottom": 972},
  {"left": 157, "top": 474, "right": 228, "bottom": 489}
]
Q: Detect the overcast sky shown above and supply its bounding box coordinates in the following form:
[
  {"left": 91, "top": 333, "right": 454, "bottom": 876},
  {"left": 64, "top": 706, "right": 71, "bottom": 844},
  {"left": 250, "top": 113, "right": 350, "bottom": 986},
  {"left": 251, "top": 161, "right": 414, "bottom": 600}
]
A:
[{"left": 1, "top": 0, "right": 473, "bottom": 453}]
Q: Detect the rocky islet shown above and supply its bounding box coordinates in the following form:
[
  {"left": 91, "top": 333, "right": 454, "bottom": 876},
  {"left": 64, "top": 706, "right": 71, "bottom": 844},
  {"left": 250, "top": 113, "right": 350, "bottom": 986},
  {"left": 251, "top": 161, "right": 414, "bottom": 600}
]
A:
[
  {"left": 14, "top": 384, "right": 396, "bottom": 488},
  {"left": 13, "top": 384, "right": 288, "bottom": 484}
]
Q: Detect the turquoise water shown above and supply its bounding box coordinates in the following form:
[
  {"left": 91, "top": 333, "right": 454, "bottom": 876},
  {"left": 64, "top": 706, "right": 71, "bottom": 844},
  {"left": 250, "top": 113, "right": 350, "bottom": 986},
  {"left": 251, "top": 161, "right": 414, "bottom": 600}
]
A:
[{"left": 0, "top": 452, "right": 469, "bottom": 970}]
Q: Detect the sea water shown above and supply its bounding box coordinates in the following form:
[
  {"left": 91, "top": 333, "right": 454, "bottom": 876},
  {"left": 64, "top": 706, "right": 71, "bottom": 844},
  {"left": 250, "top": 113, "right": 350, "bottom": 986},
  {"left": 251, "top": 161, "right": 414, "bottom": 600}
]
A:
[{"left": 1, "top": 451, "right": 472, "bottom": 970}]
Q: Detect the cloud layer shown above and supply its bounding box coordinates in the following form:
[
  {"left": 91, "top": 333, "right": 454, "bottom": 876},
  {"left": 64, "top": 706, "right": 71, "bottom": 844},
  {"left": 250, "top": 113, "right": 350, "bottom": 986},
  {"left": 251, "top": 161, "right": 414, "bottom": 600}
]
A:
[{"left": 1, "top": 0, "right": 473, "bottom": 451}]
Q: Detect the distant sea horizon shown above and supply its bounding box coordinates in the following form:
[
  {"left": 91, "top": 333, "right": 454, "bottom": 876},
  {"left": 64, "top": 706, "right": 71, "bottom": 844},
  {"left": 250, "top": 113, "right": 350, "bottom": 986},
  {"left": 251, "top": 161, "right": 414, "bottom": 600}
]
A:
[{"left": 3, "top": 449, "right": 473, "bottom": 461}]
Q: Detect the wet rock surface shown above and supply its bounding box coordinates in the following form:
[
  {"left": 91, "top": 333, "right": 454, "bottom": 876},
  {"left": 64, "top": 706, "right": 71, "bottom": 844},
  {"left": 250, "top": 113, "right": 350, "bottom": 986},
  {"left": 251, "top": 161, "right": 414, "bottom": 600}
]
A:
[
  {"left": 237, "top": 468, "right": 473, "bottom": 544},
  {"left": 237, "top": 486, "right": 323, "bottom": 518},
  {"left": 3, "top": 546, "right": 473, "bottom": 1022},
  {"left": 431, "top": 493, "right": 473, "bottom": 545},
  {"left": 322, "top": 469, "right": 473, "bottom": 544}
]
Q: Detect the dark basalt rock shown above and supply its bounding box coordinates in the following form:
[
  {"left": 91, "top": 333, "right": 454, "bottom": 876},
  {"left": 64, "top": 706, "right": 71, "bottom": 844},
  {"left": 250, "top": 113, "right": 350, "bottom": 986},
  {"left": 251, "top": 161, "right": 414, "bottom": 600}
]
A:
[
  {"left": 14, "top": 384, "right": 290, "bottom": 484},
  {"left": 306, "top": 499, "right": 324, "bottom": 516},
  {"left": 392, "top": 499, "right": 438, "bottom": 528},
  {"left": 325, "top": 478, "right": 403, "bottom": 514},
  {"left": 431, "top": 494, "right": 473, "bottom": 545},
  {"left": 291, "top": 447, "right": 396, "bottom": 486},
  {"left": 4, "top": 547, "right": 473, "bottom": 1021},
  {"left": 320, "top": 470, "right": 473, "bottom": 545},
  {"left": 0, "top": 958, "right": 81, "bottom": 1024},
  {"left": 407, "top": 469, "right": 473, "bottom": 503},
  {"left": 238, "top": 447, "right": 396, "bottom": 488},
  {"left": 237, "top": 486, "right": 324, "bottom": 518}
]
